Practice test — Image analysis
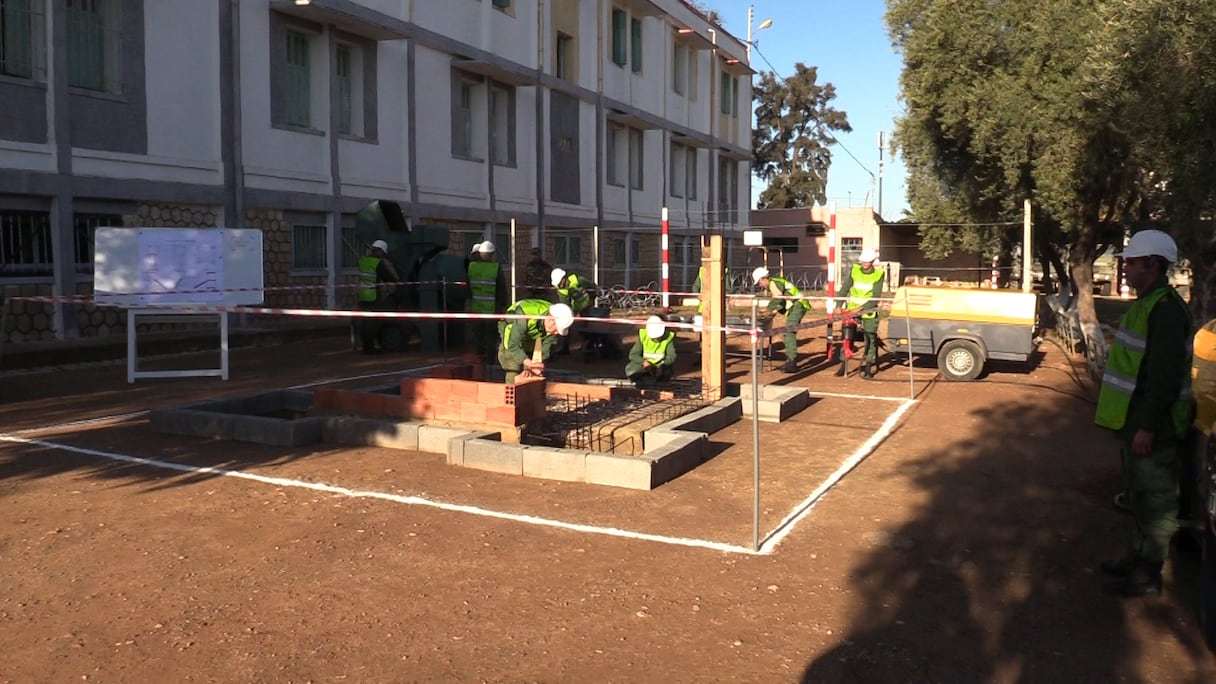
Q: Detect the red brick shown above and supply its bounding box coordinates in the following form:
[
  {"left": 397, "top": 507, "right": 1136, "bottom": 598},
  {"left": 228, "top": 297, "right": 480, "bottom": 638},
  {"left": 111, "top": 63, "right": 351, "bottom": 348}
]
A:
[
  {"left": 478, "top": 382, "right": 507, "bottom": 406},
  {"left": 356, "top": 392, "right": 387, "bottom": 415},
  {"left": 459, "top": 402, "right": 488, "bottom": 423},
  {"left": 334, "top": 390, "right": 362, "bottom": 413},
  {"left": 382, "top": 396, "right": 410, "bottom": 418},
  {"left": 433, "top": 400, "right": 462, "bottom": 421},
  {"left": 545, "top": 381, "right": 613, "bottom": 401},
  {"left": 447, "top": 379, "right": 481, "bottom": 403},
  {"left": 409, "top": 398, "right": 434, "bottom": 419},
  {"left": 313, "top": 388, "right": 339, "bottom": 410},
  {"left": 485, "top": 405, "right": 518, "bottom": 426}
]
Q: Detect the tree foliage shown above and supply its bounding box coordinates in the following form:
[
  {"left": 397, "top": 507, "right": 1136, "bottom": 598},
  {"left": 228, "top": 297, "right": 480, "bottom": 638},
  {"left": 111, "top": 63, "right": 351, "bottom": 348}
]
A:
[
  {"left": 752, "top": 64, "right": 852, "bottom": 209},
  {"left": 886, "top": 0, "right": 1216, "bottom": 376}
]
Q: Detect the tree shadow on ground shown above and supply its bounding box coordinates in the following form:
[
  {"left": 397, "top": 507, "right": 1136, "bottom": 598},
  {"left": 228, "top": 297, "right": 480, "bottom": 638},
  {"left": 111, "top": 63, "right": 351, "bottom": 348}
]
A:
[{"left": 800, "top": 386, "right": 1215, "bottom": 683}]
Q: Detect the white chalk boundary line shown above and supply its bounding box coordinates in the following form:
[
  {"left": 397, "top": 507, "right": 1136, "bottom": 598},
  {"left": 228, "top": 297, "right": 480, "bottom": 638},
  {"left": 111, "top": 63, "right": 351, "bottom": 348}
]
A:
[{"left": 0, "top": 369, "right": 913, "bottom": 556}]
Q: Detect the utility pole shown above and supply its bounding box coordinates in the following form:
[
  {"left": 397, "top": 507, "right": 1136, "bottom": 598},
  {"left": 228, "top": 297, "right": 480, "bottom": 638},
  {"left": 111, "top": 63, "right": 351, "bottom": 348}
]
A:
[
  {"left": 746, "top": 5, "right": 753, "bottom": 63},
  {"left": 877, "top": 131, "right": 885, "bottom": 218}
]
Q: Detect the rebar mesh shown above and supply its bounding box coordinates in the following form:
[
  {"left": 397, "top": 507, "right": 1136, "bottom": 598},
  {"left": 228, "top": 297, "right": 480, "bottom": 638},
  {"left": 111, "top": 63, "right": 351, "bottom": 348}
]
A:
[{"left": 527, "top": 388, "right": 711, "bottom": 456}]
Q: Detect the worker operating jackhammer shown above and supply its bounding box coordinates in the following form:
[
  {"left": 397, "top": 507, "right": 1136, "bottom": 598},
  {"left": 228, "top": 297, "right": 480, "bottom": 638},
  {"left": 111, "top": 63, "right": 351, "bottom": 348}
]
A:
[{"left": 835, "top": 249, "right": 886, "bottom": 379}]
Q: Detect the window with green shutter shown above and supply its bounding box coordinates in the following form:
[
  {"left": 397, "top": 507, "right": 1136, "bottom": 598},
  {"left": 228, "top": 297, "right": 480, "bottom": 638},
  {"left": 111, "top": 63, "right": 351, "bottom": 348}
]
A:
[
  {"left": 610, "top": 9, "right": 626, "bottom": 66},
  {"left": 492, "top": 0, "right": 511, "bottom": 8},
  {"left": 630, "top": 17, "right": 641, "bottom": 73},
  {"left": 292, "top": 224, "right": 328, "bottom": 270},
  {"left": 1, "top": 0, "right": 36, "bottom": 79},
  {"left": 66, "top": 0, "right": 106, "bottom": 90},
  {"left": 336, "top": 44, "right": 353, "bottom": 135},
  {"left": 285, "top": 30, "right": 311, "bottom": 127}
]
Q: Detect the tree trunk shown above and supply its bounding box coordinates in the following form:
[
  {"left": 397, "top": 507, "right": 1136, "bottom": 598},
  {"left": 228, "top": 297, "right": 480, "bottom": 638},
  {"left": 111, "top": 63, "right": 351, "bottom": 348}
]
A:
[{"left": 1070, "top": 226, "right": 1106, "bottom": 381}]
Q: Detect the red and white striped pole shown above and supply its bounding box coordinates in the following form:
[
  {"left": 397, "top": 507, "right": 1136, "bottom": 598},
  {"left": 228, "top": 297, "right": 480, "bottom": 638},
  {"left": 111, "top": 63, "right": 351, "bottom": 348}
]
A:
[
  {"left": 1119, "top": 233, "right": 1131, "bottom": 299},
  {"left": 990, "top": 255, "right": 999, "bottom": 289},
  {"left": 661, "top": 206, "right": 670, "bottom": 312},
  {"left": 826, "top": 201, "right": 837, "bottom": 359}
]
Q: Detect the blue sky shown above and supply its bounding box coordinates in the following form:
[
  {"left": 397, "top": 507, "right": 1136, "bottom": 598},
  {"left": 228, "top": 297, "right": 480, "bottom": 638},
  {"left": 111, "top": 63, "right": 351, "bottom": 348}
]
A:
[{"left": 708, "top": 0, "right": 910, "bottom": 218}]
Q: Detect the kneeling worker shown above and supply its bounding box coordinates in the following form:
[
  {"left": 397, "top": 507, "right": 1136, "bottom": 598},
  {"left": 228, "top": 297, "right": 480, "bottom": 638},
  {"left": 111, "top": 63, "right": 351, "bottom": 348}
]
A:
[
  {"left": 498, "top": 299, "right": 575, "bottom": 384},
  {"left": 626, "top": 316, "right": 677, "bottom": 386}
]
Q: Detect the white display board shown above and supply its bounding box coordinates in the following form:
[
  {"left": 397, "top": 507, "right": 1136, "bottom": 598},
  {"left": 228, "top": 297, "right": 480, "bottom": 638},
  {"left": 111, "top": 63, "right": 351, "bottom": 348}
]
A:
[{"left": 94, "top": 227, "right": 264, "bottom": 305}]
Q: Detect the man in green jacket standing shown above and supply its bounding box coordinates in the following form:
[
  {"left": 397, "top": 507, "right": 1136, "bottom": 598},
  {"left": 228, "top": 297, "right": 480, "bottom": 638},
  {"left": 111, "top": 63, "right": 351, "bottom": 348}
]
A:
[
  {"left": 626, "top": 316, "right": 677, "bottom": 386},
  {"left": 467, "top": 241, "right": 508, "bottom": 361},
  {"left": 753, "top": 267, "right": 807, "bottom": 373},
  {"left": 1095, "top": 229, "right": 1192, "bottom": 597},
  {"left": 497, "top": 299, "right": 574, "bottom": 384},
  {"left": 836, "top": 248, "right": 886, "bottom": 379},
  {"left": 356, "top": 239, "right": 400, "bottom": 354}
]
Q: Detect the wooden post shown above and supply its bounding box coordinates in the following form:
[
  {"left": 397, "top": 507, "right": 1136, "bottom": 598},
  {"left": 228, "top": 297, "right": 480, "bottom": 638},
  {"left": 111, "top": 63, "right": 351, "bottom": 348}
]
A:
[{"left": 701, "top": 234, "right": 726, "bottom": 396}]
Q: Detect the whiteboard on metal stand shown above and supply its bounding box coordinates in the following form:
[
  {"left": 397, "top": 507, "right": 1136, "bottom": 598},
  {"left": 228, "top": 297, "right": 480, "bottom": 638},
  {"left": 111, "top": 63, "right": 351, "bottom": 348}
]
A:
[{"left": 92, "top": 228, "right": 264, "bottom": 382}]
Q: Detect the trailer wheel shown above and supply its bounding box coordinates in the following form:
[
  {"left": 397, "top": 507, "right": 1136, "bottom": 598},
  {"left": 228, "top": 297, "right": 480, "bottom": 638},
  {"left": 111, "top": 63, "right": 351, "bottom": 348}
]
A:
[{"left": 938, "top": 339, "right": 983, "bottom": 381}]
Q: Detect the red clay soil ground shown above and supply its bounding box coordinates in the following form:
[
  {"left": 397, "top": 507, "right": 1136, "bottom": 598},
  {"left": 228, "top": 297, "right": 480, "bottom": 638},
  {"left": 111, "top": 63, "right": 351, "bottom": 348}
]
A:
[{"left": 2, "top": 332, "right": 1215, "bottom": 682}]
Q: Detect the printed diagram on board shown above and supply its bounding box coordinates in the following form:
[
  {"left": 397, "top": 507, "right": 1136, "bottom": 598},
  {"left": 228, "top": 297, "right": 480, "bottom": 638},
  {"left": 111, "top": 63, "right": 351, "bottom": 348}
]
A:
[{"left": 137, "top": 230, "right": 225, "bottom": 302}]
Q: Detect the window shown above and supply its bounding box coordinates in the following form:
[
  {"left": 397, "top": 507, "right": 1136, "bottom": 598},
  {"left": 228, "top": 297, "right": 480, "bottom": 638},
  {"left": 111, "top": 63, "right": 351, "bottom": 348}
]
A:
[
  {"left": 606, "top": 123, "right": 626, "bottom": 186},
  {"left": 495, "top": 229, "right": 512, "bottom": 269},
  {"left": 670, "top": 143, "right": 697, "bottom": 200},
  {"left": 672, "top": 42, "right": 687, "bottom": 95},
  {"left": 1, "top": 0, "right": 45, "bottom": 80},
  {"left": 612, "top": 237, "right": 626, "bottom": 267},
  {"left": 335, "top": 43, "right": 354, "bottom": 135},
  {"left": 73, "top": 213, "right": 121, "bottom": 274},
  {"left": 720, "top": 72, "right": 738, "bottom": 117},
  {"left": 285, "top": 29, "right": 311, "bottom": 127},
  {"left": 717, "top": 157, "right": 739, "bottom": 224},
  {"left": 628, "top": 128, "right": 643, "bottom": 190},
  {"left": 630, "top": 17, "right": 642, "bottom": 73},
  {"left": 492, "top": 0, "right": 511, "bottom": 9},
  {"left": 67, "top": 0, "right": 121, "bottom": 93},
  {"left": 341, "top": 224, "right": 359, "bottom": 269},
  {"left": 841, "top": 237, "right": 863, "bottom": 264},
  {"left": 610, "top": 9, "right": 626, "bottom": 67},
  {"left": 555, "top": 32, "right": 573, "bottom": 81},
  {"left": 630, "top": 237, "right": 640, "bottom": 264},
  {"left": 292, "top": 224, "right": 327, "bottom": 269},
  {"left": 490, "top": 82, "right": 515, "bottom": 166},
  {"left": 554, "top": 235, "right": 582, "bottom": 267},
  {"left": 0, "top": 210, "right": 51, "bottom": 276},
  {"left": 452, "top": 74, "right": 485, "bottom": 159}
]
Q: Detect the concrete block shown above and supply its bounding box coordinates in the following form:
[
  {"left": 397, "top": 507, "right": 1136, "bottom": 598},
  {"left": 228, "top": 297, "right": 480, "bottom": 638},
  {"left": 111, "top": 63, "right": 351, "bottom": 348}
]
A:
[
  {"left": 418, "top": 424, "right": 475, "bottom": 454},
  {"left": 463, "top": 438, "right": 525, "bottom": 475},
  {"left": 230, "top": 415, "right": 293, "bottom": 446},
  {"left": 643, "top": 428, "right": 702, "bottom": 452},
  {"left": 282, "top": 389, "right": 315, "bottom": 413},
  {"left": 522, "top": 446, "right": 587, "bottom": 483},
  {"left": 446, "top": 430, "right": 501, "bottom": 466},
  {"left": 322, "top": 417, "right": 420, "bottom": 450},
  {"left": 647, "top": 433, "right": 708, "bottom": 487},
  {"left": 585, "top": 453, "right": 654, "bottom": 490},
  {"left": 738, "top": 385, "right": 811, "bottom": 423}
]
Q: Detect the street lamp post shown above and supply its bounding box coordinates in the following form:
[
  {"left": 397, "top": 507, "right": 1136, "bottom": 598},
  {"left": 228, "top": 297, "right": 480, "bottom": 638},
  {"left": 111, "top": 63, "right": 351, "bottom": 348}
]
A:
[{"left": 746, "top": 5, "right": 772, "bottom": 64}]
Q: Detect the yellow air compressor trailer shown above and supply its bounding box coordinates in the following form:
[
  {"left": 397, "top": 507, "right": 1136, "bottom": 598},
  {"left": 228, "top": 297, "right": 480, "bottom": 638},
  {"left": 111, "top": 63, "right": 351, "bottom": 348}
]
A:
[{"left": 887, "top": 285, "right": 1039, "bottom": 381}]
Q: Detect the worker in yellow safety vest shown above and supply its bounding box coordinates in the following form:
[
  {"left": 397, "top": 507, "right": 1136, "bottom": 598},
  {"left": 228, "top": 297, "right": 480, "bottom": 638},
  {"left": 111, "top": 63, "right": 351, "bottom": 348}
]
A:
[
  {"left": 467, "top": 241, "right": 508, "bottom": 361},
  {"left": 753, "top": 266, "right": 807, "bottom": 373},
  {"left": 551, "top": 268, "right": 595, "bottom": 355},
  {"left": 836, "top": 248, "right": 886, "bottom": 379},
  {"left": 356, "top": 239, "right": 400, "bottom": 354},
  {"left": 498, "top": 299, "right": 574, "bottom": 384},
  {"left": 626, "top": 316, "right": 677, "bottom": 386}
]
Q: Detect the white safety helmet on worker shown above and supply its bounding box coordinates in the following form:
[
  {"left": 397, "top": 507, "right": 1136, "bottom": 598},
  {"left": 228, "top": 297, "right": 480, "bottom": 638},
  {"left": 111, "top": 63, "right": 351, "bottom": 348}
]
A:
[
  {"left": 859, "top": 248, "right": 877, "bottom": 264},
  {"left": 645, "top": 316, "right": 666, "bottom": 339},
  {"left": 371, "top": 239, "right": 388, "bottom": 252},
  {"left": 1120, "top": 229, "right": 1178, "bottom": 263},
  {"left": 550, "top": 268, "right": 567, "bottom": 287},
  {"left": 470, "top": 241, "right": 483, "bottom": 253},
  {"left": 752, "top": 266, "right": 770, "bottom": 284},
  {"left": 549, "top": 303, "right": 575, "bottom": 336},
  {"left": 478, "top": 241, "right": 497, "bottom": 254}
]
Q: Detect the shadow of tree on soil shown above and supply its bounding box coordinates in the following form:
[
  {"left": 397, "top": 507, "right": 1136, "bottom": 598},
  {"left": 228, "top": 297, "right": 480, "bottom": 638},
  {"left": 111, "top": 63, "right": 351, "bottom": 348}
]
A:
[{"left": 800, "top": 388, "right": 1215, "bottom": 683}]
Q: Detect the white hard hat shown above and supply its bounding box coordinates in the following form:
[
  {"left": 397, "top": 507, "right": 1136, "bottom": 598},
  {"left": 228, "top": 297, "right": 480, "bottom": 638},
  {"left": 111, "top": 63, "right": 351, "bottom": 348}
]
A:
[
  {"left": 549, "top": 303, "right": 574, "bottom": 336},
  {"left": 470, "top": 241, "right": 483, "bottom": 253},
  {"left": 550, "top": 268, "right": 567, "bottom": 287},
  {"left": 371, "top": 239, "right": 388, "bottom": 252},
  {"left": 1120, "top": 229, "right": 1177, "bottom": 263},
  {"left": 478, "top": 241, "right": 497, "bottom": 254},
  {"left": 645, "top": 316, "right": 666, "bottom": 339},
  {"left": 859, "top": 248, "right": 877, "bottom": 263},
  {"left": 752, "top": 266, "right": 770, "bottom": 284}
]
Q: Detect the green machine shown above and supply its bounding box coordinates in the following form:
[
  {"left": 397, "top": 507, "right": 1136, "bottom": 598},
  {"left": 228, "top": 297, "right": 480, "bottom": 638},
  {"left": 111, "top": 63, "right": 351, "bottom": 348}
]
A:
[{"left": 354, "top": 200, "right": 471, "bottom": 352}]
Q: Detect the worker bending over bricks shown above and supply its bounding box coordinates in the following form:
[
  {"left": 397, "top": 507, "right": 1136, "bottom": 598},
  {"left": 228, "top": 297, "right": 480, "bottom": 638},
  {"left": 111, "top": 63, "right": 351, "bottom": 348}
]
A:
[
  {"left": 497, "top": 299, "right": 574, "bottom": 384},
  {"left": 626, "top": 316, "right": 677, "bottom": 387}
]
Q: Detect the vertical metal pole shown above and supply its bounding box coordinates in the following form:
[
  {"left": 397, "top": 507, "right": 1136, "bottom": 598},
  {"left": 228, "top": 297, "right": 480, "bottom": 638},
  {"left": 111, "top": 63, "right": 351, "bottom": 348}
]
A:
[
  {"left": 1022, "top": 199, "right": 1033, "bottom": 294},
  {"left": 661, "top": 206, "right": 670, "bottom": 312},
  {"left": 751, "top": 296, "right": 761, "bottom": 552},
  {"left": 904, "top": 293, "right": 915, "bottom": 400},
  {"left": 593, "top": 225, "right": 600, "bottom": 288},
  {"left": 826, "top": 203, "right": 837, "bottom": 360},
  {"left": 510, "top": 218, "right": 518, "bottom": 305},
  {"left": 441, "top": 275, "right": 448, "bottom": 363}
]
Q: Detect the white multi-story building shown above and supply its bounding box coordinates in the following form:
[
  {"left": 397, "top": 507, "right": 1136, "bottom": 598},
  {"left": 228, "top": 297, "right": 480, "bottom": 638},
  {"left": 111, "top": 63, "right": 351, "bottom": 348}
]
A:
[{"left": 0, "top": 0, "right": 752, "bottom": 341}]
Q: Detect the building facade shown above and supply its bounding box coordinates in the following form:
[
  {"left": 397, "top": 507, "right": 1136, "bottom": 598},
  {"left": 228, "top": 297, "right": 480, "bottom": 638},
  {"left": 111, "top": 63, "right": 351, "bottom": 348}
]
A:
[{"left": 0, "top": 0, "right": 752, "bottom": 342}]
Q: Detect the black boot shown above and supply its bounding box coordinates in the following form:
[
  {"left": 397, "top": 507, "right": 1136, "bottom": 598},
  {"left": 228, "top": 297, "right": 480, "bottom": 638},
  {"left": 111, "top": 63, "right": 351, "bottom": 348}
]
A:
[
  {"left": 861, "top": 362, "right": 875, "bottom": 380},
  {"left": 781, "top": 359, "right": 798, "bottom": 373},
  {"left": 834, "top": 360, "right": 847, "bottom": 377},
  {"left": 1102, "top": 562, "right": 1163, "bottom": 597}
]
